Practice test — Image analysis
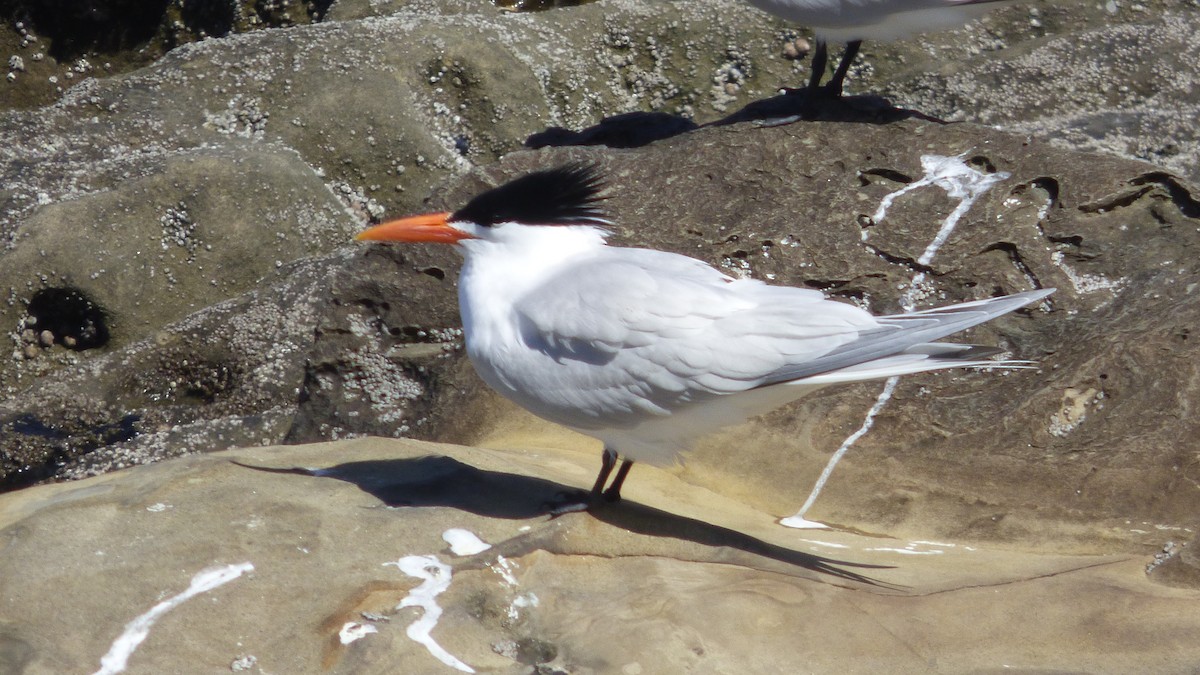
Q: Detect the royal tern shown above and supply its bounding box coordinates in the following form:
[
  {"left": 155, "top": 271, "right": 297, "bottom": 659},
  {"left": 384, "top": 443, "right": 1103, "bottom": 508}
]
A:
[
  {"left": 745, "top": 0, "right": 1014, "bottom": 95},
  {"left": 357, "top": 164, "right": 1052, "bottom": 505}
]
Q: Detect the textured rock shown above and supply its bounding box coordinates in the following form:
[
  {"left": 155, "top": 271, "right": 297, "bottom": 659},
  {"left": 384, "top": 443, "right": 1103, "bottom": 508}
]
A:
[
  {"left": 1, "top": 438, "right": 1197, "bottom": 674},
  {"left": 0, "top": 243, "right": 468, "bottom": 488},
  {"left": 880, "top": 8, "right": 1200, "bottom": 186},
  {"left": 2, "top": 141, "right": 354, "bottom": 351},
  {"left": 330, "top": 0, "right": 1200, "bottom": 185},
  {"left": 0, "top": 0, "right": 334, "bottom": 111},
  {"left": 0, "top": 0, "right": 801, "bottom": 392},
  {"left": 408, "top": 117, "right": 1200, "bottom": 554},
  {"left": 0, "top": 0, "right": 1197, "bottom": 600},
  {"left": 0, "top": 1, "right": 1196, "bottom": 670},
  {"left": 4, "top": 113, "right": 1199, "bottom": 557}
]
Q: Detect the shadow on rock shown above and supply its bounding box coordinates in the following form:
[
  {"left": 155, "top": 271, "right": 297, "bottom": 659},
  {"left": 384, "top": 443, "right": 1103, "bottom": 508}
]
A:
[
  {"left": 231, "top": 455, "right": 895, "bottom": 589},
  {"left": 584, "top": 499, "right": 895, "bottom": 588},
  {"left": 232, "top": 455, "right": 570, "bottom": 519},
  {"left": 709, "top": 91, "right": 941, "bottom": 127},
  {"left": 525, "top": 112, "right": 699, "bottom": 149},
  {"left": 523, "top": 93, "right": 937, "bottom": 151}
]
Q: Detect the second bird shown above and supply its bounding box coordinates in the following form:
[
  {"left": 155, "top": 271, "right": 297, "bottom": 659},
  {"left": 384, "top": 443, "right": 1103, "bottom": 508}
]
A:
[
  {"left": 357, "top": 164, "right": 1052, "bottom": 506},
  {"left": 745, "top": 0, "right": 1017, "bottom": 96}
]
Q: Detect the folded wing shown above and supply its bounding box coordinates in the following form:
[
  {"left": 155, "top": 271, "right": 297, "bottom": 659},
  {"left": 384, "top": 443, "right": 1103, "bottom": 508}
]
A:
[
  {"left": 511, "top": 248, "right": 1051, "bottom": 428},
  {"left": 512, "top": 249, "right": 860, "bottom": 422}
]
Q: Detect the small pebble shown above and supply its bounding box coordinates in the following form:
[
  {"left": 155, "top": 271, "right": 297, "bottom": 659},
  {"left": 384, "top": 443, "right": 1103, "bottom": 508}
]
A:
[
  {"left": 22, "top": 344, "right": 38, "bottom": 360},
  {"left": 63, "top": 335, "right": 77, "bottom": 348},
  {"left": 783, "top": 38, "right": 811, "bottom": 60},
  {"left": 39, "top": 330, "right": 54, "bottom": 347}
]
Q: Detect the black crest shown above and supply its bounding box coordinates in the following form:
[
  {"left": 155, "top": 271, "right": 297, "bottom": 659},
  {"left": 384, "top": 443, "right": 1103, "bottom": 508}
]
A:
[{"left": 450, "top": 163, "right": 609, "bottom": 227}]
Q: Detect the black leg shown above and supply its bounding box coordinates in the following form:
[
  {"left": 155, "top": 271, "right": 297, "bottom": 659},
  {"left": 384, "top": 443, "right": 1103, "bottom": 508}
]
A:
[
  {"left": 602, "top": 459, "right": 635, "bottom": 503},
  {"left": 548, "top": 448, "right": 631, "bottom": 515},
  {"left": 588, "top": 447, "right": 618, "bottom": 503},
  {"left": 807, "top": 39, "right": 829, "bottom": 91},
  {"left": 827, "top": 39, "right": 862, "bottom": 97}
]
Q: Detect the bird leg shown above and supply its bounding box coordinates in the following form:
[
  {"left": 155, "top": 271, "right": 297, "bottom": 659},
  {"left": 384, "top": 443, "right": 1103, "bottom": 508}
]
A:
[
  {"left": 791, "top": 39, "right": 859, "bottom": 96},
  {"left": 588, "top": 447, "right": 619, "bottom": 500},
  {"left": 826, "top": 39, "right": 862, "bottom": 97},
  {"left": 586, "top": 447, "right": 635, "bottom": 506},
  {"left": 602, "top": 459, "right": 635, "bottom": 503},
  {"left": 806, "top": 39, "right": 830, "bottom": 91},
  {"left": 547, "top": 448, "right": 629, "bottom": 515}
]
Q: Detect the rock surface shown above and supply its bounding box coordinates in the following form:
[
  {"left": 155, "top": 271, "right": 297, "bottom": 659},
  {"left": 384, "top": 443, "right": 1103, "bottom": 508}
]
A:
[
  {"left": 0, "top": 0, "right": 335, "bottom": 110},
  {"left": 0, "top": 0, "right": 805, "bottom": 391},
  {"left": 0, "top": 0, "right": 1198, "bottom": 669},
  {"left": 880, "top": 8, "right": 1200, "bottom": 186},
  {"left": 6, "top": 113, "right": 1199, "bottom": 558},
  {"left": 2, "top": 438, "right": 1198, "bottom": 674}
]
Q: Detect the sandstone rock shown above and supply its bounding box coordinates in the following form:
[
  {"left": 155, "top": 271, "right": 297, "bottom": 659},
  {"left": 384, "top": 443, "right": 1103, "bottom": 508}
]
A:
[{"left": 1, "top": 438, "right": 1197, "bottom": 674}]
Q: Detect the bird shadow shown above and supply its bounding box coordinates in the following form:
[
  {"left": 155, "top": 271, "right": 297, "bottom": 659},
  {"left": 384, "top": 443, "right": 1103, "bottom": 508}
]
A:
[
  {"left": 231, "top": 455, "right": 898, "bottom": 589},
  {"left": 232, "top": 455, "right": 573, "bottom": 519},
  {"left": 524, "top": 91, "right": 942, "bottom": 150}
]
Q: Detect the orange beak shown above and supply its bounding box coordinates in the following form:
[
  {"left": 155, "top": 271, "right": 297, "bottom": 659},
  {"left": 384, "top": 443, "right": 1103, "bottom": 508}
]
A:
[{"left": 354, "top": 212, "right": 474, "bottom": 244}]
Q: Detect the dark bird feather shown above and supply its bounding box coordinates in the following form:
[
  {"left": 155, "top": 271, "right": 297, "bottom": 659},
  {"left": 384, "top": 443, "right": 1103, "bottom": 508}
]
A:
[{"left": 451, "top": 163, "right": 610, "bottom": 228}]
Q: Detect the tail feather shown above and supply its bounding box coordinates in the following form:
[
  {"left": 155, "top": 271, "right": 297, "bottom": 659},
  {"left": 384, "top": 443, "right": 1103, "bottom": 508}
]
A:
[
  {"left": 800, "top": 345, "right": 1035, "bottom": 385},
  {"left": 762, "top": 288, "right": 1053, "bottom": 386}
]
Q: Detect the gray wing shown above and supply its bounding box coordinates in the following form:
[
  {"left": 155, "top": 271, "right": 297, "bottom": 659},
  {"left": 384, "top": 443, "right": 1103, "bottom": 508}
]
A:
[
  {"left": 868, "top": 0, "right": 1015, "bottom": 10},
  {"left": 758, "top": 288, "right": 1055, "bottom": 385},
  {"left": 511, "top": 246, "right": 1051, "bottom": 426},
  {"left": 510, "top": 248, "right": 880, "bottom": 422}
]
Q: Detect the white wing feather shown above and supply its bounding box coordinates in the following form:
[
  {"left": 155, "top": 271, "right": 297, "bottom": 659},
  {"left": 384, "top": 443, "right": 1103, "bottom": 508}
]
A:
[{"left": 508, "top": 248, "right": 878, "bottom": 429}]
